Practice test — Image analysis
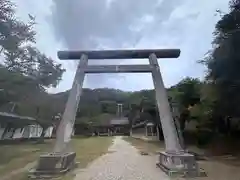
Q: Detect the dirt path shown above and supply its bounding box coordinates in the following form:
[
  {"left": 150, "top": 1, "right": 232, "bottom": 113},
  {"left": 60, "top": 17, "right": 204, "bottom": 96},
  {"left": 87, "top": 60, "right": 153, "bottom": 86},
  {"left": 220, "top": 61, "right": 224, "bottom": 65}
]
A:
[{"left": 74, "top": 136, "right": 169, "bottom": 180}]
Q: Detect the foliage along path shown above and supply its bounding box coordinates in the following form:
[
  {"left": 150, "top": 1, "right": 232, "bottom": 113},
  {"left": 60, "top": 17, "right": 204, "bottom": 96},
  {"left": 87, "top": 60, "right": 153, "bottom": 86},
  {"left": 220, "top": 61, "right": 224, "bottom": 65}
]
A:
[{"left": 74, "top": 136, "right": 168, "bottom": 180}]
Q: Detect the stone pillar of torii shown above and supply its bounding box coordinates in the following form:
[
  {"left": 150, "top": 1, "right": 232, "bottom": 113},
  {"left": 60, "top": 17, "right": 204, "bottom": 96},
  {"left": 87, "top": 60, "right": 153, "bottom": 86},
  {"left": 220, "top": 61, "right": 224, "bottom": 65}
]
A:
[{"left": 30, "top": 49, "right": 205, "bottom": 178}]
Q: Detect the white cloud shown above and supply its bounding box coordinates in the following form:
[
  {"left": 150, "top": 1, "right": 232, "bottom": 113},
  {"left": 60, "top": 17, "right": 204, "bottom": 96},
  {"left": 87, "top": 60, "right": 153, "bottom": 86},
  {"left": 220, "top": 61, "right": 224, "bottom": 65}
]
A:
[{"left": 13, "top": 0, "right": 230, "bottom": 93}]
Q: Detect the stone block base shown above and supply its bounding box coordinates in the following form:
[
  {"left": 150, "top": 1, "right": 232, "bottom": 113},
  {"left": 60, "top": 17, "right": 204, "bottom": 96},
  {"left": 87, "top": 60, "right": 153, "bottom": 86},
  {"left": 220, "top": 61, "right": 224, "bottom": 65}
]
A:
[
  {"left": 29, "top": 152, "right": 77, "bottom": 179},
  {"left": 156, "top": 151, "right": 206, "bottom": 178}
]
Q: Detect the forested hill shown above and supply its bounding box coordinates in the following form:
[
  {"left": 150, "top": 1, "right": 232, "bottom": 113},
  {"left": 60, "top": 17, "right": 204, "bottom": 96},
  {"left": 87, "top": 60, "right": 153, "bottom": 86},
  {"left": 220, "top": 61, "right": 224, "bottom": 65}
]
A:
[
  {"left": 51, "top": 88, "right": 156, "bottom": 122},
  {"left": 0, "top": 63, "right": 200, "bottom": 126},
  {"left": 0, "top": 66, "right": 157, "bottom": 123}
]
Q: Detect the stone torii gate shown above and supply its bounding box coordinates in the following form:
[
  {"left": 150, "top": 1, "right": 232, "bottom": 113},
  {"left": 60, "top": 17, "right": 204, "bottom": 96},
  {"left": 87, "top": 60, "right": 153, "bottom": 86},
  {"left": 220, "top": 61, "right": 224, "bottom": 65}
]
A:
[{"left": 30, "top": 49, "right": 204, "bottom": 178}]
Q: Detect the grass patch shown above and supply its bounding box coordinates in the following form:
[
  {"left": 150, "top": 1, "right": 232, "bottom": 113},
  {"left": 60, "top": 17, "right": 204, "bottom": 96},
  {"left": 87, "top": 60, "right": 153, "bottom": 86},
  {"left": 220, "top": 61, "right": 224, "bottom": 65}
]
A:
[
  {"left": 124, "top": 137, "right": 164, "bottom": 154},
  {"left": 0, "top": 139, "right": 54, "bottom": 177},
  {"left": 3, "top": 137, "right": 113, "bottom": 180},
  {"left": 8, "top": 172, "right": 28, "bottom": 180}
]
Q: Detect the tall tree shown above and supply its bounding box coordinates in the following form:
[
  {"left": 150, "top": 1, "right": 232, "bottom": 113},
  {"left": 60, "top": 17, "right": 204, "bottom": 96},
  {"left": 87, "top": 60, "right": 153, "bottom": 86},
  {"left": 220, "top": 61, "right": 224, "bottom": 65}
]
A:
[
  {"left": 0, "top": 65, "right": 39, "bottom": 106},
  {"left": 168, "top": 77, "right": 202, "bottom": 131},
  {"left": 0, "top": 0, "right": 65, "bottom": 132},
  {"left": 0, "top": 0, "right": 36, "bottom": 55},
  {"left": 203, "top": 0, "right": 240, "bottom": 118},
  {"left": 169, "top": 77, "right": 201, "bottom": 110},
  {"left": 0, "top": 0, "right": 65, "bottom": 91}
]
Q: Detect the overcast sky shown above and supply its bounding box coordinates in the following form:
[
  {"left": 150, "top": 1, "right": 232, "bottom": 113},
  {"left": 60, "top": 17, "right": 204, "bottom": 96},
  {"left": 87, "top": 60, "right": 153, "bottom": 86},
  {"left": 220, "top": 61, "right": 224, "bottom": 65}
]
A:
[{"left": 13, "top": 0, "right": 229, "bottom": 93}]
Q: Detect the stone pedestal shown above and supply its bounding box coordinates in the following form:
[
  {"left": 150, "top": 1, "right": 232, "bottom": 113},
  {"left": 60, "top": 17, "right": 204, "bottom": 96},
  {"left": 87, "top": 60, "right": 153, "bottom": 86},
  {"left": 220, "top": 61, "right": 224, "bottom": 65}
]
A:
[
  {"left": 157, "top": 151, "right": 206, "bottom": 177},
  {"left": 29, "top": 152, "right": 76, "bottom": 178}
]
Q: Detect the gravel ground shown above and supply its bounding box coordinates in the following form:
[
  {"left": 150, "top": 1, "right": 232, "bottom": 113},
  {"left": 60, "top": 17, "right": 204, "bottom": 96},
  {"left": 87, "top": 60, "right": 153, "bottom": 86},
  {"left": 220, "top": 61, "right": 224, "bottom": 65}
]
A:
[{"left": 74, "top": 136, "right": 169, "bottom": 180}]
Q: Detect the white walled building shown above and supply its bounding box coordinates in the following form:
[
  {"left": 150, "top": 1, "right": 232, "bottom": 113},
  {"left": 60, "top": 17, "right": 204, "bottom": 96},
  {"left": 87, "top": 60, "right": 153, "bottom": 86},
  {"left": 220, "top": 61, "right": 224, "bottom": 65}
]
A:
[
  {"left": 0, "top": 112, "right": 54, "bottom": 140},
  {"left": 1, "top": 124, "right": 54, "bottom": 140}
]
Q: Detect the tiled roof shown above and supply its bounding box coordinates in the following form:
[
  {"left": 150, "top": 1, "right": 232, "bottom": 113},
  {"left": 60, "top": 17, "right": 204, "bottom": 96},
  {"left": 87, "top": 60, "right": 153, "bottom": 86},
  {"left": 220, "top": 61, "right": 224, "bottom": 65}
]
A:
[
  {"left": 110, "top": 117, "right": 129, "bottom": 125},
  {"left": 0, "top": 112, "right": 36, "bottom": 121}
]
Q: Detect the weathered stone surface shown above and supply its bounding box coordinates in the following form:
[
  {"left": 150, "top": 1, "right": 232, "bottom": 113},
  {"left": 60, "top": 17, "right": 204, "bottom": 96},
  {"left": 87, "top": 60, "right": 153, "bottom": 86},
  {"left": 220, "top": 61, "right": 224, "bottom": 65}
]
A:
[
  {"left": 149, "top": 53, "right": 183, "bottom": 152},
  {"left": 29, "top": 152, "right": 76, "bottom": 178},
  {"left": 54, "top": 54, "right": 88, "bottom": 152},
  {"left": 157, "top": 151, "right": 206, "bottom": 177},
  {"left": 58, "top": 49, "right": 180, "bottom": 60}
]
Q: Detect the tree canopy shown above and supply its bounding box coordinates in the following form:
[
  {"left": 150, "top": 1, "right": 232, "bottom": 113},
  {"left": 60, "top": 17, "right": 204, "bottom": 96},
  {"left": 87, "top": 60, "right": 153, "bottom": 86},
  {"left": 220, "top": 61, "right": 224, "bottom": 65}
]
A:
[
  {"left": 0, "top": 0, "right": 65, "bottom": 128},
  {"left": 0, "top": 0, "right": 65, "bottom": 92},
  {"left": 203, "top": 0, "right": 240, "bottom": 118}
]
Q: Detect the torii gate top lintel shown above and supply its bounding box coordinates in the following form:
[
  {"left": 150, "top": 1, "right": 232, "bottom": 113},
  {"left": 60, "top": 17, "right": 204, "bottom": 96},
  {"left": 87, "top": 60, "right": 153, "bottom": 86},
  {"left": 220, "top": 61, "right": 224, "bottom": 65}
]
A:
[{"left": 57, "top": 49, "right": 181, "bottom": 60}]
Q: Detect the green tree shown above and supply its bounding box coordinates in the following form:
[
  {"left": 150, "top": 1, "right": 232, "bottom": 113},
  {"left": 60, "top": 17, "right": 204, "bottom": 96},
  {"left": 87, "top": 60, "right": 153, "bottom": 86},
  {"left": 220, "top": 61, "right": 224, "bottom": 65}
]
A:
[
  {"left": 0, "top": 0, "right": 65, "bottom": 139},
  {"left": 169, "top": 77, "right": 201, "bottom": 109},
  {"left": 0, "top": 0, "right": 65, "bottom": 91},
  {"left": 0, "top": 0, "right": 36, "bottom": 56},
  {"left": 0, "top": 65, "right": 40, "bottom": 107},
  {"left": 168, "top": 77, "right": 202, "bottom": 131},
  {"left": 203, "top": 0, "right": 240, "bottom": 119}
]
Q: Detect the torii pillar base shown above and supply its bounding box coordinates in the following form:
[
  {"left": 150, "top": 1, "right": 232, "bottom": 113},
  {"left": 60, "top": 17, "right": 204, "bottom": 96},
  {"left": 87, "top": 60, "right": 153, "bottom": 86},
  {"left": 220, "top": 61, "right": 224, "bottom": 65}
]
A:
[
  {"left": 157, "top": 151, "right": 206, "bottom": 178},
  {"left": 28, "top": 152, "right": 77, "bottom": 179}
]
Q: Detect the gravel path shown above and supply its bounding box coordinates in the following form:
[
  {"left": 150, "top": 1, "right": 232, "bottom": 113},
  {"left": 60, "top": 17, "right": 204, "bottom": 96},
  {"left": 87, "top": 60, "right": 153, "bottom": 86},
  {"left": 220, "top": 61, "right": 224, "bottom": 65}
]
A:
[{"left": 74, "top": 136, "right": 169, "bottom": 180}]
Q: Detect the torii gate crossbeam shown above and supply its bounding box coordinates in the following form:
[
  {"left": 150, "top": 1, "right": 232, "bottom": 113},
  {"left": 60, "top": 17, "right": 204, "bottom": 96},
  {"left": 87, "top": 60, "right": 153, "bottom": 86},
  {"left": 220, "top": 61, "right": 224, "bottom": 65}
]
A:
[{"left": 30, "top": 49, "right": 204, "bottom": 178}]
